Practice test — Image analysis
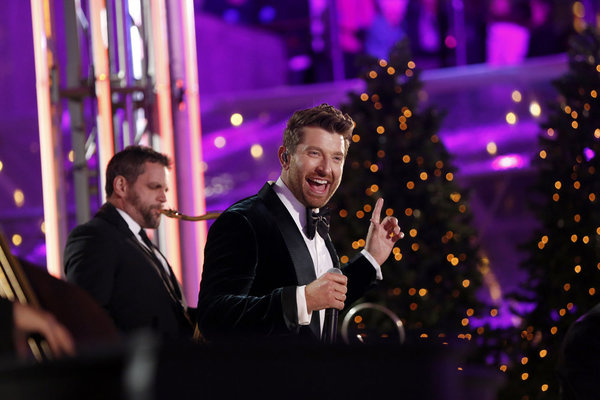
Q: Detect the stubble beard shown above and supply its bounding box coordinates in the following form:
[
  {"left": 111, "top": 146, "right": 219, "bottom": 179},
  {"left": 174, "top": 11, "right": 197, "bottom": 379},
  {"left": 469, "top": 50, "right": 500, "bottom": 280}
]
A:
[{"left": 127, "top": 190, "right": 161, "bottom": 229}]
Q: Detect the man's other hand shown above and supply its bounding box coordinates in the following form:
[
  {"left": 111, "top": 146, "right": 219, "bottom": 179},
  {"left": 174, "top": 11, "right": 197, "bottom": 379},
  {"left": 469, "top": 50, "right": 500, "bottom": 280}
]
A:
[{"left": 305, "top": 272, "right": 348, "bottom": 313}]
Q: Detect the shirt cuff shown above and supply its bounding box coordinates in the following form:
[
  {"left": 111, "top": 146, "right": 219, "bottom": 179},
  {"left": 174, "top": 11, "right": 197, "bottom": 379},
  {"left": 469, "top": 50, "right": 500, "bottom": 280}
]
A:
[
  {"left": 296, "top": 285, "right": 312, "bottom": 325},
  {"left": 360, "top": 249, "right": 383, "bottom": 280}
]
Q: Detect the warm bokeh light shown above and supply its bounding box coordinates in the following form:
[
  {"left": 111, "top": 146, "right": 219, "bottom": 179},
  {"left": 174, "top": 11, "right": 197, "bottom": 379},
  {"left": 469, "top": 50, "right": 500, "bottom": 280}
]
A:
[
  {"left": 12, "top": 234, "right": 22, "bottom": 246},
  {"left": 214, "top": 136, "right": 226, "bottom": 148},
  {"left": 506, "top": 112, "right": 517, "bottom": 124},
  {"left": 486, "top": 142, "right": 497, "bottom": 155},
  {"left": 250, "top": 144, "right": 263, "bottom": 158},
  {"left": 230, "top": 113, "right": 243, "bottom": 126},
  {"left": 511, "top": 90, "right": 522, "bottom": 102},
  {"left": 529, "top": 101, "right": 541, "bottom": 117},
  {"left": 13, "top": 189, "right": 25, "bottom": 207}
]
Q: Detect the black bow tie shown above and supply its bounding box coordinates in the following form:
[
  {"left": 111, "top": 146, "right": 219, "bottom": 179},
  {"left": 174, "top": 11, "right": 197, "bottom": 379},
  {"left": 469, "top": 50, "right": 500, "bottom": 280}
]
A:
[{"left": 306, "top": 208, "right": 331, "bottom": 240}]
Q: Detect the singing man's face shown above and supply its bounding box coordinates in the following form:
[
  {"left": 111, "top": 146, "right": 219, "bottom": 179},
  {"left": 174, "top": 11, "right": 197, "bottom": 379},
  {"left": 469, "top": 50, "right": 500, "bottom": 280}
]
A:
[
  {"left": 283, "top": 126, "right": 346, "bottom": 209},
  {"left": 124, "top": 161, "right": 168, "bottom": 229}
]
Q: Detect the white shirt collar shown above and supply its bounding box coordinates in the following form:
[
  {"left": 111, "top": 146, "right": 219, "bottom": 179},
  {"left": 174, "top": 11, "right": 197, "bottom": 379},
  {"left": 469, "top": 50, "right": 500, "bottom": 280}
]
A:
[
  {"left": 273, "top": 177, "right": 315, "bottom": 236},
  {"left": 115, "top": 207, "right": 143, "bottom": 237}
]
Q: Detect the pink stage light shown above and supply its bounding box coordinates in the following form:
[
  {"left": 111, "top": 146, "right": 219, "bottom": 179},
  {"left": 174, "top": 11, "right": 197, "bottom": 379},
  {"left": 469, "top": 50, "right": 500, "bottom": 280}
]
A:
[{"left": 491, "top": 154, "right": 525, "bottom": 170}]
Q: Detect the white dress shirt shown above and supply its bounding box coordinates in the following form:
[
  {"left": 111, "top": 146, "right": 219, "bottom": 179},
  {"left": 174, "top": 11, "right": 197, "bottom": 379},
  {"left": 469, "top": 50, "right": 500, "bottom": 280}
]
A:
[{"left": 272, "top": 178, "right": 382, "bottom": 330}]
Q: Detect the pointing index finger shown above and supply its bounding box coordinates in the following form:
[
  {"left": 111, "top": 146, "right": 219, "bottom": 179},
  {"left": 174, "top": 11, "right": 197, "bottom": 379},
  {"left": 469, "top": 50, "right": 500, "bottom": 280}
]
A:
[{"left": 370, "top": 198, "right": 384, "bottom": 225}]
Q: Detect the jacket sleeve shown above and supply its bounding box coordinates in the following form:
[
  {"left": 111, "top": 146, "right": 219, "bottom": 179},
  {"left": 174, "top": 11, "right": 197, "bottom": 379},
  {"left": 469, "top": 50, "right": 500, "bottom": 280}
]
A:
[
  {"left": 0, "top": 297, "right": 15, "bottom": 356},
  {"left": 196, "top": 211, "right": 299, "bottom": 340},
  {"left": 342, "top": 254, "right": 378, "bottom": 308},
  {"left": 63, "top": 224, "right": 118, "bottom": 311}
]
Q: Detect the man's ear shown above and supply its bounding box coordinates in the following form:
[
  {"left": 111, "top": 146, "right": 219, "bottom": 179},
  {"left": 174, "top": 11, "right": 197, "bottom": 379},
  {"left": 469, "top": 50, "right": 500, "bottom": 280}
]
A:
[
  {"left": 278, "top": 146, "right": 289, "bottom": 168},
  {"left": 112, "top": 175, "right": 128, "bottom": 197}
]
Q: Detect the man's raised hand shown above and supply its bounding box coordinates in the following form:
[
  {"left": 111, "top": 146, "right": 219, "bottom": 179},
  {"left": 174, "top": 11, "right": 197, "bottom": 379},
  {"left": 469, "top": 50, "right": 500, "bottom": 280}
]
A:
[{"left": 364, "top": 198, "right": 404, "bottom": 265}]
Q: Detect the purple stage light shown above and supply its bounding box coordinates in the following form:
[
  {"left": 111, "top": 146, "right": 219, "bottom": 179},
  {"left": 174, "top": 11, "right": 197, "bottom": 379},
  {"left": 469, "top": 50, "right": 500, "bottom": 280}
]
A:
[
  {"left": 223, "top": 9, "right": 241, "bottom": 24},
  {"left": 258, "top": 6, "right": 276, "bottom": 23},
  {"left": 289, "top": 55, "right": 312, "bottom": 71}
]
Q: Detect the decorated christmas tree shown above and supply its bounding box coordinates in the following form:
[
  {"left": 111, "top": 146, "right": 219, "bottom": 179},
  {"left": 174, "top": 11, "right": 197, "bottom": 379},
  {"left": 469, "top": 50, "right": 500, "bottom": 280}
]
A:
[
  {"left": 498, "top": 27, "right": 600, "bottom": 399},
  {"left": 331, "top": 39, "right": 488, "bottom": 342}
]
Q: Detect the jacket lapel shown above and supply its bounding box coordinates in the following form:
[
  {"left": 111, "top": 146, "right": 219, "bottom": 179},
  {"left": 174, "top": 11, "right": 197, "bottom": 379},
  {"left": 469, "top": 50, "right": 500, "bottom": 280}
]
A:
[
  {"left": 258, "top": 183, "right": 321, "bottom": 338},
  {"left": 95, "top": 203, "right": 186, "bottom": 307},
  {"left": 258, "top": 183, "right": 317, "bottom": 286}
]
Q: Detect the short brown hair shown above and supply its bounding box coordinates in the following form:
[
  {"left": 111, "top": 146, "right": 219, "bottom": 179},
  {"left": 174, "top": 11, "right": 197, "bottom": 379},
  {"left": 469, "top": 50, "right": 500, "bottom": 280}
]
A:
[
  {"left": 283, "top": 103, "right": 354, "bottom": 155},
  {"left": 105, "top": 145, "right": 170, "bottom": 197}
]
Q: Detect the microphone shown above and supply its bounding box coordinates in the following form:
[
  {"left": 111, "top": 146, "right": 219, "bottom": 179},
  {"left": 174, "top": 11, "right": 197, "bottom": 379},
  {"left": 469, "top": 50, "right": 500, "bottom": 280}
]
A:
[{"left": 322, "top": 267, "right": 343, "bottom": 344}]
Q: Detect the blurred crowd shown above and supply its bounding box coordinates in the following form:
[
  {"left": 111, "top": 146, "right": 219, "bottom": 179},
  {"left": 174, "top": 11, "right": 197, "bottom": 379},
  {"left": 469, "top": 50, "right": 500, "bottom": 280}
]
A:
[{"left": 200, "top": 0, "right": 573, "bottom": 82}]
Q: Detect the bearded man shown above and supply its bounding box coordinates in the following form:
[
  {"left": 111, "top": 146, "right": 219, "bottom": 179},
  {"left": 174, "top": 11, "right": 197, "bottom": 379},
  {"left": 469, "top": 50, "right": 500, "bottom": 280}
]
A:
[{"left": 64, "top": 145, "right": 193, "bottom": 340}]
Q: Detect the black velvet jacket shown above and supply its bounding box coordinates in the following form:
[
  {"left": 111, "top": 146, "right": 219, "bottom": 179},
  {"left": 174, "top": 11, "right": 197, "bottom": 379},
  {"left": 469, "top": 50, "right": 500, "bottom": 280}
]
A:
[{"left": 196, "top": 182, "right": 376, "bottom": 342}]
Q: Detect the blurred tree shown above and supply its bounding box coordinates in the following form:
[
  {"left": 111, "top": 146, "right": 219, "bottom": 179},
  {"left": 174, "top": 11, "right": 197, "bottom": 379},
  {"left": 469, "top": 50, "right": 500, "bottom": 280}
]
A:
[
  {"left": 332, "top": 39, "right": 489, "bottom": 343},
  {"left": 498, "top": 27, "right": 600, "bottom": 399}
]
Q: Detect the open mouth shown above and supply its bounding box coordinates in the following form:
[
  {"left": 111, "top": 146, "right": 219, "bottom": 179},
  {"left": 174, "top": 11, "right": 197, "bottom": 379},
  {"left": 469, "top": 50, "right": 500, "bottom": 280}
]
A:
[{"left": 306, "top": 177, "right": 329, "bottom": 194}]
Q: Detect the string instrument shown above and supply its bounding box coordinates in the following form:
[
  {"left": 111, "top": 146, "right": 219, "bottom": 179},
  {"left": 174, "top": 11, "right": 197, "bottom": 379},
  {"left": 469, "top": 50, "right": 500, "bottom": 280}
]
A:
[
  {"left": 0, "top": 233, "right": 52, "bottom": 360},
  {"left": 0, "top": 233, "right": 119, "bottom": 360}
]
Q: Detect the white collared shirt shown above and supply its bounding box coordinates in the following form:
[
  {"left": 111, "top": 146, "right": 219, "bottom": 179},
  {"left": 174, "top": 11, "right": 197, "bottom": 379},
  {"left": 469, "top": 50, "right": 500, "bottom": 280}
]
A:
[
  {"left": 115, "top": 207, "right": 172, "bottom": 276},
  {"left": 272, "top": 178, "right": 382, "bottom": 330}
]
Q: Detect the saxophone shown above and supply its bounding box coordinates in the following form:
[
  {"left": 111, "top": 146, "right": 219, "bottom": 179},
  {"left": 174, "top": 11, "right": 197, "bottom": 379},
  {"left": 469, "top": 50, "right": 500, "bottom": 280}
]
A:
[{"left": 160, "top": 209, "right": 221, "bottom": 221}]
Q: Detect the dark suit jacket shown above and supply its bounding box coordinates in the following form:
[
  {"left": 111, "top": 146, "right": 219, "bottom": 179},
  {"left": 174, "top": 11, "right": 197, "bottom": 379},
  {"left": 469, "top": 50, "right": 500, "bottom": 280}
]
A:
[
  {"left": 64, "top": 203, "right": 192, "bottom": 340},
  {"left": 196, "top": 182, "right": 377, "bottom": 342},
  {"left": 0, "top": 297, "right": 14, "bottom": 356},
  {"left": 558, "top": 303, "right": 600, "bottom": 400}
]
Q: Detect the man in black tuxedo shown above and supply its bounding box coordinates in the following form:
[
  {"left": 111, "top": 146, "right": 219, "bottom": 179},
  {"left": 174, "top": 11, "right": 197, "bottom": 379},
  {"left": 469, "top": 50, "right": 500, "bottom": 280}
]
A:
[
  {"left": 197, "top": 104, "right": 403, "bottom": 342},
  {"left": 64, "top": 146, "right": 193, "bottom": 340}
]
